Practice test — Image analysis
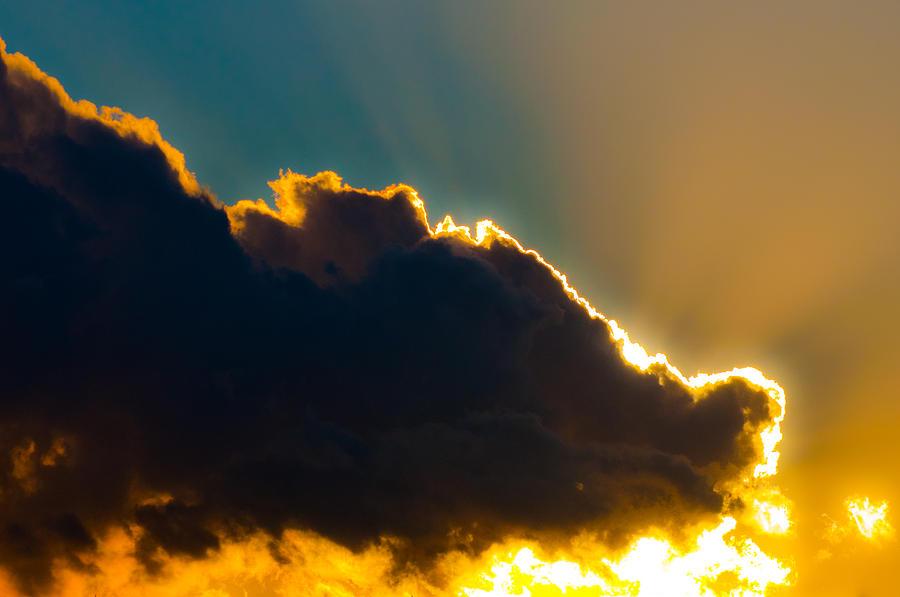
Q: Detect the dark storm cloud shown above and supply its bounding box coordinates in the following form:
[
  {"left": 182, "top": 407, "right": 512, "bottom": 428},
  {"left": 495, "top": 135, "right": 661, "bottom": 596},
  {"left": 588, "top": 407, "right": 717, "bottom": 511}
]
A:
[{"left": 0, "top": 39, "right": 774, "bottom": 594}]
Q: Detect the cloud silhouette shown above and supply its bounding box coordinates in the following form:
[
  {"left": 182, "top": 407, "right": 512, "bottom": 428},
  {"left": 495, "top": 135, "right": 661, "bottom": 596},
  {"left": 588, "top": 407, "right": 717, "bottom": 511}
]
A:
[{"left": 0, "top": 37, "right": 778, "bottom": 595}]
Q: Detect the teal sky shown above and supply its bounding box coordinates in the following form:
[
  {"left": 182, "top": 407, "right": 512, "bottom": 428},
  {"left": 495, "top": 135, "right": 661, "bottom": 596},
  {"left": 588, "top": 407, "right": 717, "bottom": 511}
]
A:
[
  {"left": 3, "top": 3, "right": 900, "bottom": 592},
  {"left": 0, "top": 2, "right": 550, "bottom": 225}
]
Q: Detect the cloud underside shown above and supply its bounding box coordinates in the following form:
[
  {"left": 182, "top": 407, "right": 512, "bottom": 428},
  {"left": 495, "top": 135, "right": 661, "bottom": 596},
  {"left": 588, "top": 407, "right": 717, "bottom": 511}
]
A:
[{"left": 0, "top": 38, "right": 774, "bottom": 594}]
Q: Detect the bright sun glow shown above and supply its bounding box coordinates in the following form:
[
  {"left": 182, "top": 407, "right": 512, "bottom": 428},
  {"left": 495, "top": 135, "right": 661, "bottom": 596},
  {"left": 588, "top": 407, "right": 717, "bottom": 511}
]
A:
[
  {"left": 753, "top": 500, "right": 792, "bottom": 535},
  {"left": 462, "top": 518, "right": 791, "bottom": 597},
  {"left": 846, "top": 497, "right": 892, "bottom": 539}
]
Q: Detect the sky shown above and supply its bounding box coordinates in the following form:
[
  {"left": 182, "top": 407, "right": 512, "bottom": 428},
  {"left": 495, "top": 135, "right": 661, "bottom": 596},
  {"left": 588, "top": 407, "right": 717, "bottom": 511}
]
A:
[{"left": 1, "top": 1, "right": 899, "bottom": 595}]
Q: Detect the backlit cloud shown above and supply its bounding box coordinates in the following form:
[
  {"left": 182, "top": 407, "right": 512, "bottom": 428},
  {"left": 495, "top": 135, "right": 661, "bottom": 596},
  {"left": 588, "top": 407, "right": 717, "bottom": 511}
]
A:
[{"left": 0, "top": 35, "right": 799, "bottom": 596}]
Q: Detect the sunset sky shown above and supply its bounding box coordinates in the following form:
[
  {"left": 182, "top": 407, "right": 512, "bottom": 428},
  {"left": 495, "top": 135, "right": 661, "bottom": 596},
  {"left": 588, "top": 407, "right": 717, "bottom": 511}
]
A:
[{"left": 1, "top": 2, "right": 898, "bottom": 595}]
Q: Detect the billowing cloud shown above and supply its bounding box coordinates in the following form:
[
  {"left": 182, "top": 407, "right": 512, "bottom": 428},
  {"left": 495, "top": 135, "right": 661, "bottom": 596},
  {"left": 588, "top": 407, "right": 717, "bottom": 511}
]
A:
[{"left": 0, "top": 37, "right": 783, "bottom": 595}]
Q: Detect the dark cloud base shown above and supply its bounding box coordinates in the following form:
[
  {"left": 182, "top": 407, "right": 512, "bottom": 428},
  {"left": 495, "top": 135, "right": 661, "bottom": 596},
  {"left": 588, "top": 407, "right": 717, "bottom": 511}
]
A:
[{"left": 0, "top": 40, "right": 773, "bottom": 594}]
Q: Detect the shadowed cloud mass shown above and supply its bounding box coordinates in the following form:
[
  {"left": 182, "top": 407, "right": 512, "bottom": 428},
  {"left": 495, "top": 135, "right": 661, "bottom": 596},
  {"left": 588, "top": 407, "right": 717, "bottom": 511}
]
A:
[{"left": 0, "top": 37, "right": 779, "bottom": 595}]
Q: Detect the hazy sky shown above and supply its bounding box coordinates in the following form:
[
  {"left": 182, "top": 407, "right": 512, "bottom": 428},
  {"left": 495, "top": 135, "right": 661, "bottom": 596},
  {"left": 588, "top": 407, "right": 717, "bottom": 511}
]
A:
[{"left": 2, "top": 1, "right": 898, "bottom": 593}]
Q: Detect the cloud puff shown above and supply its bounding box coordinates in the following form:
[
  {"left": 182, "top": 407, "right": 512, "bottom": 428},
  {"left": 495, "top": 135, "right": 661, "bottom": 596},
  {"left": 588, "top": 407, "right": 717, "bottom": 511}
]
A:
[{"left": 0, "top": 37, "right": 777, "bottom": 595}]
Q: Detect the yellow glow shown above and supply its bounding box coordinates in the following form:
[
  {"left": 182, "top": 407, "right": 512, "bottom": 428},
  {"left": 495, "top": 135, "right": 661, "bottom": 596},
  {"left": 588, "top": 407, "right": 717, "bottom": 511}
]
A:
[
  {"left": 20, "top": 517, "right": 794, "bottom": 597},
  {"left": 463, "top": 517, "right": 791, "bottom": 597},
  {"left": 460, "top": 547, "right": 613, "bottom": 596},
  {"left": 846, "top": 497, "right": 892, "bottom": 539},
  {"left": 39, "top": 526, "right": 434, "bottom": 597},
  {"left": 753, "top": 500, "right": 792, "bottom": 535}
]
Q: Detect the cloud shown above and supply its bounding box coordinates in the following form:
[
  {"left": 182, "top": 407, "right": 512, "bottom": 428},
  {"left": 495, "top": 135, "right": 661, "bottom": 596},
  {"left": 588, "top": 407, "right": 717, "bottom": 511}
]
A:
[{"left": 0, "top": 36, "right": 780, "bottom": 595}]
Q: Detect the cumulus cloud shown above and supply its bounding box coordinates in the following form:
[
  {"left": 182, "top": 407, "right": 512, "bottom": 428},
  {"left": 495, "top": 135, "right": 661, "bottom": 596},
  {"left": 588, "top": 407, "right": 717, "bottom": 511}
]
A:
[{"left": 0, "top": 37, "right": 778, "bottom": 595}]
